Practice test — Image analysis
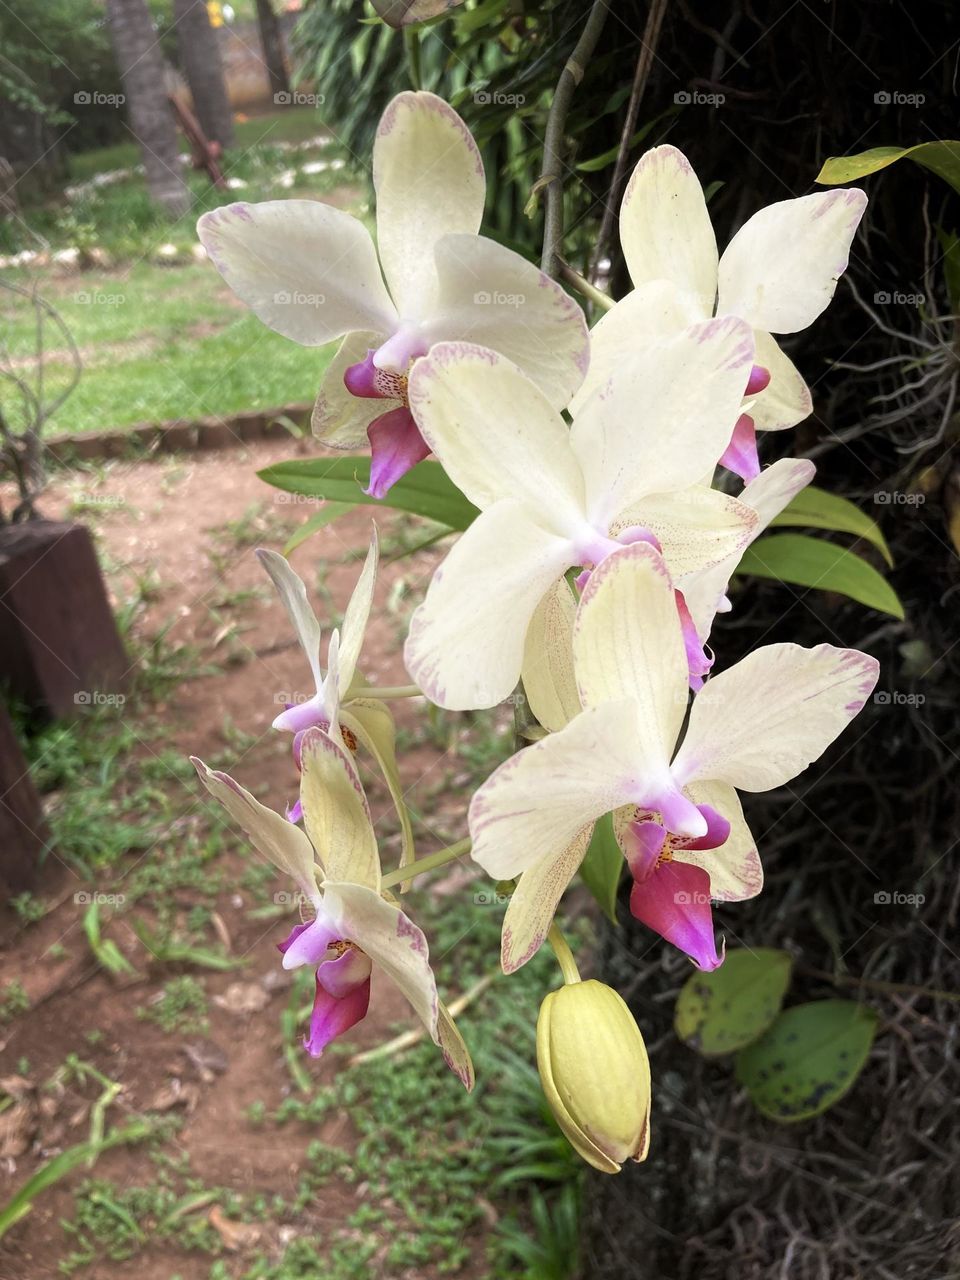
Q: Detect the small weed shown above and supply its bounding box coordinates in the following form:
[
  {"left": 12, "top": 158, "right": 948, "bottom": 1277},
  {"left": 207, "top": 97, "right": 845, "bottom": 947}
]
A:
[
  {"left": 10, "top": 892, "right": 45, "bottom": 926},
  {"left": 0, "top": 980, "right": 30, "bottom": 1022},
  {"left": 137, "top": 977, "right": 208, "bottom": 1034}
]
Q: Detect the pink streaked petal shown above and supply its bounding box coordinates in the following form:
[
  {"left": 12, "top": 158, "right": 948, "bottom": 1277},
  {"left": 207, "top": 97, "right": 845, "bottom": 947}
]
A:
[
  {"left": 279, "top": 915, "right": 339, "bottom": 970},
  {"left": 629, "top": 860, "right": 723, "bottom": 971},
  {"left": 620, "top": 819, "right": 667, "bottom": 884},
  {"left": 745, "top": 363, "right": 771, "bottom": 396},
  {"left": 719, "top": 413, "right": 761, "bottom": 482},
  {"left": 286, "top": 797, "right": 304, "bottom": 825},
  {"left": 676, "top": 589, "right": 714, "bottom": 690},
  {"left": 316, "top": 945, "right": 373, "bottom": 998},
  {"left": 674, "top": 803, "right": 731, "bottom": 851},
  {"left": 365, "top": 407, "right": 431, "bottom": 499},
  {"left": 304, "top": 976, "right": 370, "bottom": 1057}
]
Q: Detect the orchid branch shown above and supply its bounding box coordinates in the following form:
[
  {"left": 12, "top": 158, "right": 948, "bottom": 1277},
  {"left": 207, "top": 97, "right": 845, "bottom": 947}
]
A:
[
  {"left": 539, "top": 0, "right": 611, "bottom": 277},
  {"left": 381, "top": 837, "right": 472, "bottom": 889}
]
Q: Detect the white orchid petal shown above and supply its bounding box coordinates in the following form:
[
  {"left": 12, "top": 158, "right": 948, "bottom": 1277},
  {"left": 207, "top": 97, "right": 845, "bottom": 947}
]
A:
[
  {"left": 191, "top": 758, "right": 320, "bottom": 900},
  {"left": 299, "top": 727, "right": 380, "bottom": 890},
  {"left": 404, "top": 500, "right": 575, "bottom": 710},
  {"left": 681, "top": 781, "right": 763, "bottom": 903},
  {"left": 373, "top": 92, "right": 485, "bottom": 319},
  {"left": 197, "top": 201, "right": 397, "bottom": 344},
  {"left": 620, "top": 144, "right": 719, "bottom": 310},
  {"left": 521, "top": 578, "right": 580, "bottom": 733},
  {"left": 469, "top": 700, "right": 654, "bottom": 881},
  {"left": 749, "top": 330, "right": 813, "bottom": 431},
  {"left": 569, "top": 280, "right": 702, "bottom": 417},
  {"left": 323, "top": 881, "right": 439, "bottom": 1040},
  {"left": 339, "top": 528, "right": 379, "bottom": 694},
  {"left": 717, "top": 188, "right": 867, "bottom": 334},
  {"left": 672, "top": 643, "right": 880, "bottom": 791},
  {"left": 256, "top": 549, "right": 323, "bottom": 690},
  {"left": 407, "top": 342, "right": 585, "bottom": 524},
  {"left": 500, "top": 829, "right": 592, "bottom": 973},
  {"left": 679, "top": 457, "right": 817, "bottom": 642},
  {"left": 573, "top": 543, "right": 687, "bottom": 776},
  {"left": 423, "top": 233, "right": 589, "bottom": 410},
  {"left": 616, "top": 488, "right": 759, "bottom": 578},
  {"left": 570, "top": 317, "right": 755, "bottom": 527},
  {"left": 312, "top": 331, "right": 397, "bottom": 446}
]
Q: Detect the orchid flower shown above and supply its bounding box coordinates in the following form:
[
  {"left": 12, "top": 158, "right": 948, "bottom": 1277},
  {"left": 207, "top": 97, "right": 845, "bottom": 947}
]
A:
[
  {"left": 258, "top": 531, "right": 414, "bottom": 869},
  {"left": 572, "top": 145, "right": 867, "bottom": 480},
  {"left": 403, "top": 319, "right": 761, "bottom": 710},
  {"left": 192, "top": 732, "right": 473, "bottom": 1085},
  {"left": 468, "top": 540, "right": 878, "bottom": 974},
  {"left": 197, "top": 92, "right": 588, "bottom": 499}
]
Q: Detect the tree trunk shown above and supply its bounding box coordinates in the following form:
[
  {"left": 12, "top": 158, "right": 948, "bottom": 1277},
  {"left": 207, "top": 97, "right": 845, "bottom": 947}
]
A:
[
  {"left": 173, "top": 0, "right": 234, "bottom": 149},
  {"left": 105, "top": 0, "right": 190, "bottom": 216},
  {"left": 254, "top": 0, "right": 289, "bottom": 100}
]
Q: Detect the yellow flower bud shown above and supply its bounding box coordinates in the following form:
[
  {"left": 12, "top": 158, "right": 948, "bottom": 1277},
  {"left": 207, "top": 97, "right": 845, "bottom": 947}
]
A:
[{"left": 536, "top": 979, "right": 651, "bottom": 1174}]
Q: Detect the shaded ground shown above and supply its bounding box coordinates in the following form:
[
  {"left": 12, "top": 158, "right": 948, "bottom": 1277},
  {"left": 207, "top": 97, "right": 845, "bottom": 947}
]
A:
[{"left": 0, "top": 441, "right": 580, "bottom": 1279}]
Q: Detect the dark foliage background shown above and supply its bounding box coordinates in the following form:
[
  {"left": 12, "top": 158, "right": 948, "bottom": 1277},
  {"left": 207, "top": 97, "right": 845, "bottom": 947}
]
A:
[{"left": 295, "top": 2, "right": 960, "bottom": 1274}]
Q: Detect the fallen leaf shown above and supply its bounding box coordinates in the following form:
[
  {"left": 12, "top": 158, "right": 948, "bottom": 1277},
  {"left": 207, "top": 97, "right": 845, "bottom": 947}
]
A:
[{"left": 209, "top": 1205, "right": 261, "bottom": 1251}]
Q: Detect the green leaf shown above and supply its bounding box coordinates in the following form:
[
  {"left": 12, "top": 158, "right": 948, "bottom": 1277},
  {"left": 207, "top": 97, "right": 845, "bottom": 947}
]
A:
[
  {"left": 259, "top": 457, "right": 479, "bottom": 531},
  {"left": 674, "top": 948, "right": 792, "bottom": 1056},
  {"left": 770, "top": 485, "right": 893, "bottom": 566},
  {"left": 735, "top": 999, "right": 879, "bottom": 1122},
  {"left": 578, "top": 813, "right": 621, "bottom": 925},
  {"left": 282, "top": 502, "right": 355, "bottom": 556},
  {"left": 736, "top": 533, "right": 904, "bottom": 619},
  {"left": 371, "top": 0, "right": 465, "bottom": 28},
  {"left": 816, "top": 141, "right": 960, "bottom": 196}
]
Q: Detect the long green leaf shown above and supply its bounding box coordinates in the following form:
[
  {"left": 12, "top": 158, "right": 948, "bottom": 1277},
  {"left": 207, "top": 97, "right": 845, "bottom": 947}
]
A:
[
  {"left": 282, "top": 502, "right": 355, "bottom": 556},
  {"left": 736, "top": 533, "right": 904, "bottom": 619},
  {"left": 578, "top": 813, "right": 621, "bottom": 925},
  {"left": 770, "top": 485, "right": 893, "bottom": 566},
  {"left": 259, "top": 457, "right": 479, "bottom": 531},
  {"left": 817, "top": 141, "right": 960, "bottom": 195}
]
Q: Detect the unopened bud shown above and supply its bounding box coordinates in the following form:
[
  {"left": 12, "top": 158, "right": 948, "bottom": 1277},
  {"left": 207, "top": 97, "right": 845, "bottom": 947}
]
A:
[{"left": 536, "top": 980, "right": 651, "bottom": 1173}]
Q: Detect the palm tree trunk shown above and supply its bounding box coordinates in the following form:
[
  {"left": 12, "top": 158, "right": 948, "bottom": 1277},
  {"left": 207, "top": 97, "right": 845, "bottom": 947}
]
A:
[
  {"left": 105, "top": 0, "right": 190, "bottom": 216},
  {"left": 173, "top": 0, "right": 234, "bottom": 149},
  {"left": 254, "top": 0, "right": 290, "bottom": 100}
]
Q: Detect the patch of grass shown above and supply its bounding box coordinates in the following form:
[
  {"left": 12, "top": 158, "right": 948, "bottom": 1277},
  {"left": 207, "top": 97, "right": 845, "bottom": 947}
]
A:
[
  {"left": 137, "top": 976, "right": 209, "bottom": 1034},
  {"left": 0, "top": 980, "right": 30, "bottom": 1022},
  {"left": 10, "top": 892, "right": 46, "bottom": 926}
]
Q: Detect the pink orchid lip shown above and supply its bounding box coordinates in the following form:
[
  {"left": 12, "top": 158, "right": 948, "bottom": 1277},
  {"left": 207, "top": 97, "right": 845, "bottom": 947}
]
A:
[
  {"left": 720, "top": 412, "right": 761, "bottom": 482},
  {"left": 273, "top": 694, "right": 328, "bottom": 735},
  {"left": 373, "top": 328, "right": 430, "bottom": 373},
  {"left": 365, "top": 407, "right": 431, "bottom": 499},
  {"left": 745, "top": 363, "right": 771, "bottom": 396}
]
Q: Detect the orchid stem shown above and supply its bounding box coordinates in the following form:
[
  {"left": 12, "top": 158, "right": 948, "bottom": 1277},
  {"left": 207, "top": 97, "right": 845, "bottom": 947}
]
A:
[
  {"left": 382, "top": 837, "right": 471, "bottom": 890},
  {"left": 352, "top": 684, "right": 424, "bottom": 700},
  {"left": 547, "top": 923, "right": 581, "bottom": 986},
  {"left": 558, "top": 261, "right": 614, "bottom": 312},
  {"left": 539, "top": 0, "right": 611, "bottom": 277}
]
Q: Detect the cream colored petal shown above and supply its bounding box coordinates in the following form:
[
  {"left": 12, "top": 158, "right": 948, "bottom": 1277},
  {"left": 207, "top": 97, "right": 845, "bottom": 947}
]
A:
[
  {"left": 616, "top": 487, "right": 758, "bottom": 578},
  {"left": 680, "top": 780, "right": 763, "bottom": 903},
  {"left": 299, "top": 727, "right": 381, "bottom": 890},
  {"left": 672, "top": 643, "right": 880, "bottom": 792},
  {"left": 749, "top": 329, "right": 814, "bottom": 431},
  {"left": 312, "top": 331, "right": 398, "bottom": 447},
  {"left": 373, "top": 92, "right": 485, "bottom": 320},
  {"left": 500, "top": 829, "right": 592, "bottom": 974},
  {"left": 339, "top": 528, "right": 378, "bottom": 694},
  {"left": 256, "top": 549, "right": 323, "bottom": 689},
  {"left": 521, "top": 577, "right": 580, "bottom": 733},
  {"left": 341, "top": 698, "right": 415, "bottom": 882}
]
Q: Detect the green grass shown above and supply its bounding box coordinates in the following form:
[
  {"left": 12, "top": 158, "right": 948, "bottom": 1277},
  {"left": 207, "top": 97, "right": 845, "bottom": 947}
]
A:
[{"left": 2, "top": 262, "right": 332, "bottom": 433}]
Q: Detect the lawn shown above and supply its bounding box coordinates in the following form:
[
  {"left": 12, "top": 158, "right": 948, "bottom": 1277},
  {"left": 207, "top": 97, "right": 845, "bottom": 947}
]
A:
[{"left": 2, "top": 106, "right": 368, "bottom": 433}]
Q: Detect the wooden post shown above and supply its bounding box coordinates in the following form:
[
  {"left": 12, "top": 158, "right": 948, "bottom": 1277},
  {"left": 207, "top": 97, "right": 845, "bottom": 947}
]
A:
[
  {"left": 0, "top": 703, "right": 51, "bottom": 898},
  {"left": 0, "top": 520, "right": 128, "bottom": 721}
]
